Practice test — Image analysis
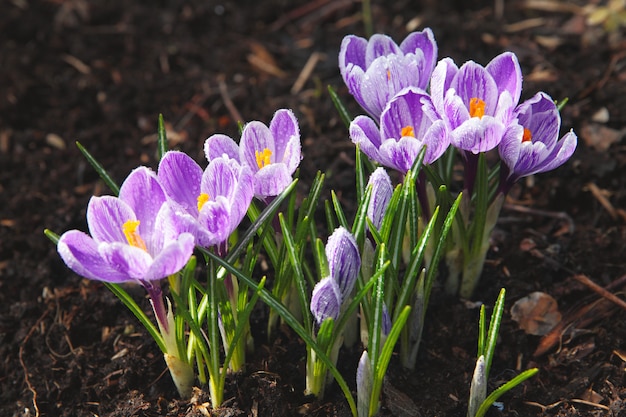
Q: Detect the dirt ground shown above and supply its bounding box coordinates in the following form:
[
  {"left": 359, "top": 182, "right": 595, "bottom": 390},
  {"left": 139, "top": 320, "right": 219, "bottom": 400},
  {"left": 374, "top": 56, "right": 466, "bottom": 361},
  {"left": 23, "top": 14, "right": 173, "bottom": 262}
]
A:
[{"left": 1, "top": 0, "right": 626, "bottom": 416}]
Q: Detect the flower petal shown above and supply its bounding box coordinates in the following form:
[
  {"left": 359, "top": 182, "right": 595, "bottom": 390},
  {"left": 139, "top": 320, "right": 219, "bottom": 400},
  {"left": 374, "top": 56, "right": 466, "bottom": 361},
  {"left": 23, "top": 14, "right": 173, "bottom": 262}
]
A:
[
  {"left": 365, "top": 34, "right": 401, "bottom": 65},
  {"left": 204, "top": 134, "right": 240, "bottom": 162},
  {"left": 269, "top": 109, "right": 299, "bottom": 160},
  {"left": 158, "top": 151, "right": 204, "bottom": 216},
  {"left": 58, "top": 230, "right": 130, "bottom": 282},
  {"left": 197, "top": 196, "right": 231, "bottom": 247},
  {"left": 240, "top": 121, "right": 275, "bottom": 173},
  {"left": 99, "top": 241, "right": 153, "bottom": 280},
  {"left": 451, "top": 116, "right": 505, "bottom": 153},
  {"left": 486, "top": 52, "right": 523, "bottom": 105},
  {"left": 367, "top": 168, "right": 393, "bottom": 230},
  {"left": 339, "top": 35, "right": 368, "bottom": 80},
  {"left": 326, "top": 227, "right": 360, "bottom": 300},
  {"left": 350, "top": 115, "right": 383, "bottom": 162},
  {"left": 144, "top": 233, "right": 195, "bottom": 281},
  {"left": 310, "top": 276, "right": 342, "bottom": 324},
  {"left": 400, "top": 28, "right": 438, "bottom": 76},
  {"left": 119, "top": 166, "right": 166, "bottom": 245},
  {"left": 202, "top": 157, "right": 238, "bottom": 201},
  {"left": 453, "top": 61, "right": 499, "bottom": 117},
  {"left": 87, "top": 196, "right": 135, "bottom": 244},
  {"left": 379, "top": 135, "right": 423, "bottom": 172},
  {"left": 430, "top": 57, "right": 458, "bottom": 115},
  {"left": 254, "top": 163, "right": 293, "bottom": 198}
]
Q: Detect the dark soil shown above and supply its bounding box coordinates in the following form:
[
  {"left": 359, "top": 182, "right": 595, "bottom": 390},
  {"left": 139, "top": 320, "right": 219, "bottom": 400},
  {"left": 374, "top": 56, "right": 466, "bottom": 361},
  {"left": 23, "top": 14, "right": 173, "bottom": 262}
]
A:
[{"left": 2, "top": 1, "right": 626, "bottom": 416}]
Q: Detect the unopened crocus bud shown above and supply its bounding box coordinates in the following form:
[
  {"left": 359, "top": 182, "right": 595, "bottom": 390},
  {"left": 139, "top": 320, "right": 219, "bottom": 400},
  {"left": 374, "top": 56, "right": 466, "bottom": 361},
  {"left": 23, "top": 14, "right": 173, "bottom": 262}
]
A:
[
  {"left": 357, "top": 350, "right": 373, "bottom": 417},
  {"left": 310, "top": 277, "right": 342, "bottom": 324},
  {"left": 326, "top": 227, "right": 361, "bottom": 300},
  {"left": 366, "top": 168, "right": 393, "bottom": 231}
]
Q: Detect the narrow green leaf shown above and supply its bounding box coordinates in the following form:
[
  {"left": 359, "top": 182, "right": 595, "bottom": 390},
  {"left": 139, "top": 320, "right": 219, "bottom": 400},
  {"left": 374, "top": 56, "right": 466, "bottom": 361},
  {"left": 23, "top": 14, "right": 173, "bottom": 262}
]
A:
[
  {"left": 484, "top": 288, "right": 506, "bottom": 377},
  {"left": 75, "top": 141, "right": 120, "bottom": 196},
  {"left": 327, "top": 85, "right": 353, "bottom": 129},
  {"left": 201, "top": 248, "right": 357, "bottom": 416},
  {"left": 157, "top": 114, "right": 168, "bottom": 160}
]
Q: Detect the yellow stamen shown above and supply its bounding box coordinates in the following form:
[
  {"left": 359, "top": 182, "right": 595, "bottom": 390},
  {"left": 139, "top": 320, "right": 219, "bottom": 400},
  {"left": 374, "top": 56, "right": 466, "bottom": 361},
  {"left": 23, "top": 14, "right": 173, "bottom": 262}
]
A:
[
  {"left": 387, "top": 69, "right": 391, "bottom": 80},
  {"left": 469, "top": 97, "right": 486, "bottom": 119},
  {"left": 122, "top": 220, "right": 147, "bottom": 251},
  {"left": 401, "top": 125, "right": 415, "bottom": 137},
  {"left": 255, "top": 148, "right": 272, "bottom": 169},
  {"left": 522, "top": 127, "right": 533, "bottom": 143},
  {"left": 197, "top": 193, "right": 210, "bottom": 212}
]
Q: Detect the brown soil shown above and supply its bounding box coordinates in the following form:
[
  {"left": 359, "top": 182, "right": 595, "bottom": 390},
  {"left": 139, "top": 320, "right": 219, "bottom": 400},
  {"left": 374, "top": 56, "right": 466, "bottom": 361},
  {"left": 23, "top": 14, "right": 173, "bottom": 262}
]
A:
[{"left": 2, "top": 1, "right": 626, "bottom": 416}]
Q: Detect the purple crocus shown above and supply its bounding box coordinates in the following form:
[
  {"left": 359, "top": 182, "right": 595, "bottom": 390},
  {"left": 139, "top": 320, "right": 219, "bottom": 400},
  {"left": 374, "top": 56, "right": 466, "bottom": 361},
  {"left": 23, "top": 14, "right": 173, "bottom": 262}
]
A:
[
  {"left": 339, "top": 29, "right": 438, "bottom": 118},
  {"left": 498, "top": 92, "right": 577, "bottom": 193},
  {"left": 204, "top": 109, "right": 302, "bottom": 199},
  {"left": 367, "top": 167, "right": 393, "bottom": 231},
  {"left": 430, "top": 52, "right": 523, "bottom": 154},
  {"left": 310, "top": 227, "right": 361, "bottom": 324},
  {"left": 57, "top": 167, "right": 195, "bottom": 285},
  {"left": 350, "top": 86, "right": 450, "bottom": 173},
  {"left": 157, "top": 151, "right": 254, "bottom": 249}
]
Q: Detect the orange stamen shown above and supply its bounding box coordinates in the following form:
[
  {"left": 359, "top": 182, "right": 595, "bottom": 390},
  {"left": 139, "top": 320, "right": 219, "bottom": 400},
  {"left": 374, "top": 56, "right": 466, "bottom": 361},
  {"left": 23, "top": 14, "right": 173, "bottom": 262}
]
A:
[
  {"left": 522, "top": 128, "right": 533, "bottom": 143},
  {"left": 469, "top": 97, "right": 486, "bottom": 119},
  {"left": 401, "top": 125, "right": 415, "bottom": 137},
  {"left": 255, "top": 148, "right": 272, "bottom": 169},
  {"left": 197, "top": 193, "right": 210, "bottom": 212},
  {"left": 122, "top": 220, "right": 147, "bottom": 251}
]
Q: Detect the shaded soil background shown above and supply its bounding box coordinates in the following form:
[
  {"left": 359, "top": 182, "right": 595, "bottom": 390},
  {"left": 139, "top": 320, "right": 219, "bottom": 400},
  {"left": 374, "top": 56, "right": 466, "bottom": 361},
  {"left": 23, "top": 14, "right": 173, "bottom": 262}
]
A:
[{"left": 1, "top": 0, "right": 626, "bottom": 416}]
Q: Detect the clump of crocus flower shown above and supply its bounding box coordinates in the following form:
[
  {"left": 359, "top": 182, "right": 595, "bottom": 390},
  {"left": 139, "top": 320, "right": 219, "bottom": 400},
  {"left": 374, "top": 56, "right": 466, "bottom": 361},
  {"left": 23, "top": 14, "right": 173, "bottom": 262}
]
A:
[{"left": 47, "top": 25, "right": 578, "bottom": 417}]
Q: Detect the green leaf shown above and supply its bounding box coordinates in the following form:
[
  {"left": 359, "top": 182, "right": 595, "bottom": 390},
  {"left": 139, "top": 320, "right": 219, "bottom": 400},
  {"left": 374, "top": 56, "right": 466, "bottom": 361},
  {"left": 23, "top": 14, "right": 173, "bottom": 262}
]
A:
[
  {"left": 201, "top": 248, "right": 357, "bottom": 416},
  {"left": 327, "top": 85, "right": 353, "bottom": 129},
  {"left": 484, "top": 288, "right": 506, "bottom": 378},
  {"left": 76, "top": 141, "right": 120, "bottom": 196},
  {"left": 157, "top": 114, "right": 168, "bottom": 160}
]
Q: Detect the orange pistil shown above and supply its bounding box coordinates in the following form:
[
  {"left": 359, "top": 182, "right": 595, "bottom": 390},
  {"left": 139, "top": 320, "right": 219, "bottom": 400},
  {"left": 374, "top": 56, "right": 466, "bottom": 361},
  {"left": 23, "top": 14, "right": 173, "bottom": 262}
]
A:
[
  {"left": 401, "top": 125, "right": 415, "bottom": 137},
  {"left": 255, "top": 148, "right": 272, "bottom": 169},
  {"left": 122, "top": 220, "right": 147, "bottom": 251},
  {"left": 469, "top": 97, "right": 486, "bottom": 119},
  {"left": 522, "top": 127, "right": 533, "bottom": 143},
  {"left": 197, "top": 193, "right": 210, "bottom": 212},
  {"left": 387, "top": 69, "right": 391, "bottom": 80}
]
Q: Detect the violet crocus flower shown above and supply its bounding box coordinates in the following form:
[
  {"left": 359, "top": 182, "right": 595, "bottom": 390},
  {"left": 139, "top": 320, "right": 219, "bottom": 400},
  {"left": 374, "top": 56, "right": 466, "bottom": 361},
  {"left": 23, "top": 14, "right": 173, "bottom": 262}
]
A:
[
  {"left": 57, "top": 167, "right": 195, "bottom": 286},
  {"left": 204, "top": 109, "right": 301, "bottom": 199},
  {"left": 366, "top": 167, "right": 393, "bottom": 231},
  {"left": 430, "top": 52, "right": 523, "bottom": 154},
  {"left": 310, "top": 227, "right": 361, "bottom": 324},
  {"left": 157, "top": 151, "right": 254, "bottom": 249},
  {"left": 498, "top": 92, "right": 577, "bottom": 193},
  {"left": 339, "top": 29, "right": 438, "bottom": 118},
  {"left": 350, "top": 86, "right": 450, "bottom": 173}
]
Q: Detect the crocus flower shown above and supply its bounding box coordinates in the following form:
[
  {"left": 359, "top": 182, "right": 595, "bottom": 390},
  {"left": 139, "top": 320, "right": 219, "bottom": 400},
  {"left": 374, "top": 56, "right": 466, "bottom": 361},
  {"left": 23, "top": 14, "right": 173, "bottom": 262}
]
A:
[
  {"left": 57, "top": 167, "right": 195, "bottom": 285},
  {"left": 157, "top": 151, "right": 253, "bottom": 249},
  {"left": 204, "top": 109, "right": 301, "bottom": 199},
  {"left": 310, "top": 276, "right": 342, "bottom": 324},
  {"left": 350, "top": 86, "right": 450, "bottom": 173},
  {"left": 430, "top": 52, "right": 523, "bottom": 154},
  {"left": 498, "top": 91, "right": 577, "bottom": 192},
  {"left": 366, "top": 167, "right": 393, "bottom": 231},
  {"left": 310, "top": 227, "right": 361, "bottom": 324},
  {"left": 339, "top": 29, "right": 438, "bottom": 118}
]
